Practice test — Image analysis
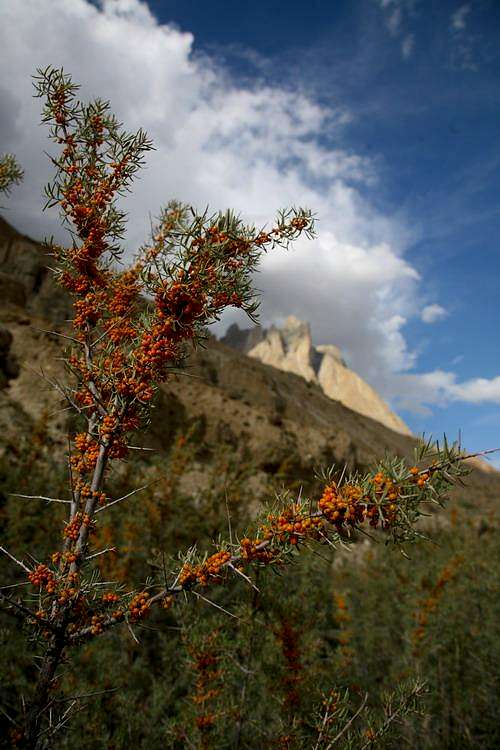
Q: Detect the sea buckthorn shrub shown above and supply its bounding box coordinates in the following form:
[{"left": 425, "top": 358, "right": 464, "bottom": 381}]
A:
[
  {"left": 1, "top": 407, "right": 497, "bottom": 748},
  {"left": 327, "top": 511, "right": 500, "bottom": 749},
  {"left": 0, "top": 65, "right": 484, "bottom": 749}
]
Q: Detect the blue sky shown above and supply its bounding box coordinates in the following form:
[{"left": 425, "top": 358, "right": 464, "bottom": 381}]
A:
[
  {"left": 126, "top": 0, "right": 500, "bottom": 457},
  {"left": 1, "top": 0, "right": 499, "bottom": 462}
]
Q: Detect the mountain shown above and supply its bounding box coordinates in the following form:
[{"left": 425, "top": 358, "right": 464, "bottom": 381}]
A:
[
  {"left": 1, "top": 214, "right": 498, "bottom": 515},
  {"left": 222, "top": 316, "right": 411, "bottom": 436}
]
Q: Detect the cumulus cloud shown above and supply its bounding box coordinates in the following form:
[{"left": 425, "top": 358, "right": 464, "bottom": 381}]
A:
[
  {"left": 0, "top": 0, "right": 496, "bottom": 419},
  {"left": 451, "top": 376, "right": 500, "bottom": 404},
  {"left": 391, "top": 371, "right": 500, "bottom": 415},
  {"left": 421, "top": 304, "right": 448, "bottom": 323}
]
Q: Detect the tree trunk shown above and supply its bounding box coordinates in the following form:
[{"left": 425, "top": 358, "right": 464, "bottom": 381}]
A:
[{"left": 24, "top": 626, "right": 67, "bottom": 748}]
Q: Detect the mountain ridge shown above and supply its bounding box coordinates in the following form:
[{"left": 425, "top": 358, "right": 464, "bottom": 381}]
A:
[{"left": 222, "top": 315, "right": 412, "bottom": 436}]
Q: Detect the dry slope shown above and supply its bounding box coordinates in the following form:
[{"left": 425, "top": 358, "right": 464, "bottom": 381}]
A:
[{"left": 1, "top": 214, "right": 498, "bottom": 513}]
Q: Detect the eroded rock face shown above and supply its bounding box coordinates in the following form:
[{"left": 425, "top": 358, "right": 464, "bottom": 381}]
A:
[
  {"left": 249, "top": 316, "right": 318, "bottom": 383},
  {"left": 222, "top": 316, "right": 412, "bottom": 436},
  {"left": 0, "top": 215, "right": 72, "bottom": 324},
  {"left": 315, "top": 346, "right": 411, "bottom": 436}
]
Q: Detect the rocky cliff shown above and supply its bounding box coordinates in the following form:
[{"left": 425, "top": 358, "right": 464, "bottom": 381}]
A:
[
  {"left": 222, "top": 316, "right": 412, "bottom": 436},
  {"left": 0, "top": 215, "right": 73, "bottom": 324}
]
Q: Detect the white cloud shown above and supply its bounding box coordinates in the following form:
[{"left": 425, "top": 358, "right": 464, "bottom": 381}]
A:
[
  {"left": 448, "top": 4, "right": 478, "bottom": 71},
  {"left": 451, "top": 376, "right": 500, "bottom": 404},
  {"left": 377, "top": 0, "right": 417, "bottom": 58},
  {"left": 450, "top": 4, "right": 470, "bottom": 32},
  {"left": 421, "top": 304, "right": 448, "bottom": 323},
  {"left": 1, "top": 0, "right": 495, "bottom": 421},
  {"left": 390, "top": 370, "right": 500, "bottom": 415}
]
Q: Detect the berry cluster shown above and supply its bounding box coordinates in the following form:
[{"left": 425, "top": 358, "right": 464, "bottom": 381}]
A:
[
  {"left": 28, "top": 565, "right": 56, "bottom": 594},
  {"left": 102, "top": 592, "right": 120, "bottom": 604},
  {"left": 368, "top": 472, "right": 401, "bottom": 526},
  {"left": 57, "top": 587, "right": 79, "bottom": 606},
  {"left": 239, "top": 537, "right": 279, "bottom": 564},
  {"left": 63, "top": 512, "right": 94, "bottom": 542},
  {"left": 128, "top": 591, "right": 150, "bottom": 621},
  {"left": 409, "top": 465, "right": 431, "bottom": 488},
  {"left": 263, "top": 504, "right": 323, "bottom": 546},
  {"left": 178, "top": 550, "right": 231, "bottom": 589},
  {"left": 71, "top": 434, "right": 100, "bottom": 474},
  {"left": 318, "top": 472, "right": 404, "bottom": 531},
  {"left": 99, "top": 414, "right": 117, "bottom": 441},
  {"left": 0, "top": 153, "right": 24, "bottom": 196},
  {"left": 319, "top": 483, "right": 366, "bottom": 527},
  {"left": 90, "top": 614, "right": 104, "bottom": 636}
]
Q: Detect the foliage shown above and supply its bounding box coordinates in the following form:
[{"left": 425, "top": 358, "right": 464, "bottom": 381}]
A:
[
  {"left": 2, "top": 423, "right": 497, "bottom": 749},
  {"left": 0, "top": 154, "right": 24, "bottom": 199},
  {"left": 328, "top": 511, "right": 500, "bottom": 749}
]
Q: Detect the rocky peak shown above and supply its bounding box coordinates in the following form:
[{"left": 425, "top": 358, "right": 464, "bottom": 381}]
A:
[
  {"left": 247, "top": 316, "right": 317, "bottom": 384},
  {"left": 221, "top": 318, "right": 412, "bottom": 436},
  {"left": 222, "top": 322, "right": 264, "bottom": 354},
  {"left": 278, "top": 315, "right": 311, "bottom": 350}
]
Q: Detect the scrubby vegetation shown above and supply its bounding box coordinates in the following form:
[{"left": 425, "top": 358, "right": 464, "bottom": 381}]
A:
[
  {"left": 0, "top": 67, "right": 498, "bottom": 749},
  {"left": 1, "top": 418, "right": 498, "bottom": 749}
]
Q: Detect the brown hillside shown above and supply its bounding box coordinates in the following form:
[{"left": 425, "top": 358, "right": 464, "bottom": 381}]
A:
[{"left": 1, "top": 214, "right": 499, "bottom": 514}]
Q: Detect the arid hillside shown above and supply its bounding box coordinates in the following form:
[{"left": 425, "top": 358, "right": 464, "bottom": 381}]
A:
[{"left": 1, "top": 213, "right": 498, "bottom": 512}]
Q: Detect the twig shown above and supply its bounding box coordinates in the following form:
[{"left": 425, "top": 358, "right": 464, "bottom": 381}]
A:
[
  {"left": 225, "top": 489, "right": 233, "bottom": 546},
  {"left": 325, "top": 693, "right": 368, "bottom": 749},
  {"left": 85, "top": 547, "right": 117, "bottom": 561},
  {"left": 226, "top": 652, "right": 256, "bottom": 676},
  {"left": 0, "top": 591, "right": 48, "bottom": 625},
  {"left": 0, "top": 545, "right": 31, "bottom": 573},
  {"left": 410, "top": 447, "right": 500, "bottom": 480},
  {"left": 54, "top": 687, "right": 120, "bottom": 703},
  {"left": 33, "top": 327, "right": 83, "bottom": 345},
  {"left": 0, "top": 581, "right": 30, "bottom": 591},
  {"left": 95, "top": 482, "right": 154, "bottom": 514},
  {"left": 126, "top": 622, "right": 140, "bottom": 644},
  {"left": 228, "top": 562, "right": 260, "bottom": 593},
  {"left": 359, "top": 683, "right": 425, "bottom": 750},
  {"left": 314, "top": 692, "right": 336, "bottom": 750},
  {"left": 234, "top": 575, "right": 260, "bottom": 750},
  {"left": 10, "top": 494, "right": 71, "bottom": 505},
  {"left": 192, "top": 590, "right": 240, "bottom": 619}
]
